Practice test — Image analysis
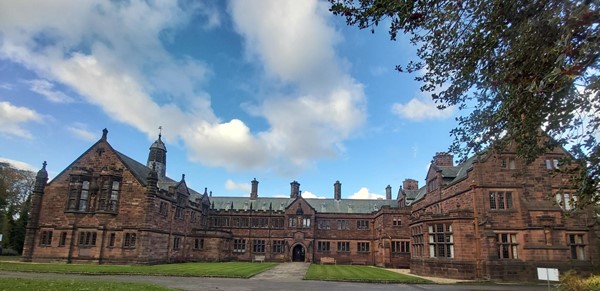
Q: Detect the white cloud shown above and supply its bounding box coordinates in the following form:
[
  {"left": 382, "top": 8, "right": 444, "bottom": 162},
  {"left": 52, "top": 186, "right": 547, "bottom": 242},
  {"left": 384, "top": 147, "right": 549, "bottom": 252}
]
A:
[
  {"left": 225, "top": 179, "right": 251, "bottom": 193},
  {"left": 0, "top": 0, "right": 365, "bottom": 174},
  {"left": 0, "top": 157, "right": 38, "bottom": 171},
  {"left": 28, "top": 79, "right": 74, "bottom": 103},
  {"left": 300, "top": 191, "right": 326, "bottom": 199},
  {"left": 0, "top": 101, "right": 42, "bottom": 138},
  {"left": 392, "top": 97, "right": 454, "bottom": 121},
  {"left": 370, "top": 65, "right": 388, "bottom": 76},
  {"left": 230, "top": 0, "right": 367, "bottom": 171},
  {"left": 67, "top": 123, "right": 96, "bottom": 141},
  {"left": 349, "top": 187, "right": 386, "bottom": 200}
]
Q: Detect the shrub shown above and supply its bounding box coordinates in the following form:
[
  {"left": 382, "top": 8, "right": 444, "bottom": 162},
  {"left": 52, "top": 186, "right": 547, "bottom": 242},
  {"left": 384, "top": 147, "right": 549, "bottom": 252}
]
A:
[
  {"left": 559, "top": 270, "right": 600, "bottom": 291},
  {"left": 0, "top": 248, "right": 19, "bottom": 256}
]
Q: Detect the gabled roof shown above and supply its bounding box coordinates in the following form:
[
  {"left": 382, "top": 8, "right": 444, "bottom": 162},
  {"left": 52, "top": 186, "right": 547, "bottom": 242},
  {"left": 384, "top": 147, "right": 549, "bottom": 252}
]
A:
[
  {"left": 210, "top": 196, "right": 397, "bottom": 214},
  {"left": 402, "top": 186, "right": 426, "bottom": 206}
]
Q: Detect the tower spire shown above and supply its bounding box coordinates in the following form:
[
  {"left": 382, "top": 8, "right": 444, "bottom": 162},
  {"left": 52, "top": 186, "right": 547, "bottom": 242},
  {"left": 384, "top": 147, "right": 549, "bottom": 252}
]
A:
[{"left": 147, "top": 126, "right": 167, "bottom": 179}]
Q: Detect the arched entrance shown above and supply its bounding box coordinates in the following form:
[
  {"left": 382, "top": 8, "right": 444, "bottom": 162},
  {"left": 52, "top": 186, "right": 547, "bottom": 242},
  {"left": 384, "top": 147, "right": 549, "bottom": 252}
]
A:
[{"left": 292, "top": 244, "right": 305, "bottom": 262}]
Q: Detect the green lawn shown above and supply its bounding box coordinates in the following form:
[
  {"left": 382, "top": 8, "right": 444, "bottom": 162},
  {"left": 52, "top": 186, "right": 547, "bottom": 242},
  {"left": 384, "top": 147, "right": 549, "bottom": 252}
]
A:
[
  {"left": 0, "top": 278, "right": 174, "bottom": 291},
  {"left": 0, "top": 261, "right": 277, "bottom": 278},
  {"left": 0, "top": 255, "right": 21, "bottom": 262},
  {"left": 305, "top": 264, "right": 432, "bottom": 283}
]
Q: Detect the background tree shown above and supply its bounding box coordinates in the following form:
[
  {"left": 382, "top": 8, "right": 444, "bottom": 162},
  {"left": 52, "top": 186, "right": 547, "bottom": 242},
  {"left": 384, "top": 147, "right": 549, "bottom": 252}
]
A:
[
  {"left": 0, "top": 162, "right": 35, "bottom": 253},
  {"left": 330, "top": 0, "right": 599, "bottom": 207}
]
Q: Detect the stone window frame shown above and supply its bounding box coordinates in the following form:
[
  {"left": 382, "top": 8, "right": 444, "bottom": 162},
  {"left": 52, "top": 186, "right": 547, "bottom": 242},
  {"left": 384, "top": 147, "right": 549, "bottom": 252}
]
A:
[
  {"left": 194, "top": 238, "right": 204, "bottom": 250},
  {"left": 288, "top": 216, "right": 297, "bottom": 228},
  {"left": 173, "top": 236, "right": 181, "bottom": 250},
  {"left": 317, "top": 241, "right": 331, "bottom": 252},
  {"left": 159, "top": 201, "right": 169, "bottom": 217},
  {"left": 123, "top": 233, "right": 136, "bottom": 249},
  {"left": 58, "top": 231, "right": 67, "bottom": 247},
  {"left": 357, "top": 242, "right": 370, "bottom": 253},
  {"left": 411, "top": 225, "right": 424, "bottom": 257},
  {"left": 568, "top": 233, "right": 585, "bottom": 260},
  {"left": 233, "top": 239, "right": 246, "bottom": 253},
  {"left": 496, "top": 233, "right": 518, "bottom": 259},
  {"left": 392, "top": 217, "right": 402, "bottom": 226},
  {"left": 500, "top": 157, "right": 516, "bottom": 170},
  {"left": 317, "top": 219, "right": 331, "bottom": 230},
  {"left": 40, "top": 230, "right": 53, "bottom": 247},
  {"left": 336, "top": 220, "right": 350, "bottom": 230},
  {"left": 175, "top": 194, "right": 186, "bottom": 220},
  {"left": 252, "top": 239, "right": 265, "bottom": 253},
  {"left": 545, "top": 158, "right": 560, "bottom": 170},
  {"left": 302, "top": 217, "right": 311, "bottom": 228},
  {"left": 66, "top": 175, "right": 91, "bottom": 212},
  {"left": 97, "top": 176, "right": 121, "bottom": 213},
  {"left": 357, "top": 220, "right": 369, "bottom": 230},
  {"left": 489, "top": 191, "right": 514, "bottom": 210},
  {"left": 271, "top": 217, "right": 284, "bottom": 229},
  {"left": 108, "top": 233, "right": 116, "bottom": 248},
  {"left": 78, "top": 231, "right": 97, "bottom": 247},
  {"left": 555, "top": 192, "right": 578, "bottom": 211},
  {"left": 231, "top": 217, "right": 250, "bottom": 228},
  {"left": 337, "top": 241, "right": 350, "bottom": 253},
  {"left": 251, "top": 217, "right": 269, "bottom": 228},
  {"left": 428, "top": 223, "right": 454, "bottom": 258},
  {"left": 391, "top": 240, "right": 410, "bottom": 254},
  {"left": 272, "top": 240, "right": 285, "bottom": 253}
]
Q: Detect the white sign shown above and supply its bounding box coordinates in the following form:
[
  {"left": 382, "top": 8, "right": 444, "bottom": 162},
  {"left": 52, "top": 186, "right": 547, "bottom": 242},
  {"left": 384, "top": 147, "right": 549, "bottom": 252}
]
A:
[{"left": 537, "top": 267, "right": 560, "bottom": 281}]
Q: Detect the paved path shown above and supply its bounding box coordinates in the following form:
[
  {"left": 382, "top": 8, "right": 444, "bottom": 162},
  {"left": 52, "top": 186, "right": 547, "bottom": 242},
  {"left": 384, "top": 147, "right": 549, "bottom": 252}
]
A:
[
  {"left": 251, "top": 262, "right": 309, "bottom": 281},
  {"left": 387, "top": 268, "right": 475, "bottom": 284}
]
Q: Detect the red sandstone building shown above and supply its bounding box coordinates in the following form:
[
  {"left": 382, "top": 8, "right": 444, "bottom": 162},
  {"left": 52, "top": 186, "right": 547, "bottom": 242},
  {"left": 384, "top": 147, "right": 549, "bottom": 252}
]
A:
[{"left": 22, "top": 129, "right": 599, "bottom": 280}]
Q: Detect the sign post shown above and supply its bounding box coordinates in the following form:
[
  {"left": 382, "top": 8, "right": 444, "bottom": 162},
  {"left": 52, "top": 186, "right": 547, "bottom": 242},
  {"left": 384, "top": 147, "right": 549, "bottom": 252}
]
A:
[{"left": 537, "top": 267, "right": 559, "bottom": 290}]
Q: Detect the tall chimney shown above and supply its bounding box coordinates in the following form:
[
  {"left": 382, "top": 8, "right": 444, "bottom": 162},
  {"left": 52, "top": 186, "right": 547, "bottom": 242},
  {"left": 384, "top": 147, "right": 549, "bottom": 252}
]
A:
[
  {"left": 290, "top": 181, "right": 300, "bottom": 199},
  {"left": 403, "top": 179, "right": 419, "bottom": 190},
  {"left": 334, "top": 180, "right": 341, "bottom": 200},
  {"left": 250, "top": 178, "right": 258, "bottom": 200},
  {"left": 385, "top": 185, "right": 392, "bottom": 200},
  {"left": 433, "top": 152, "right": 453, "bottom": 167}
]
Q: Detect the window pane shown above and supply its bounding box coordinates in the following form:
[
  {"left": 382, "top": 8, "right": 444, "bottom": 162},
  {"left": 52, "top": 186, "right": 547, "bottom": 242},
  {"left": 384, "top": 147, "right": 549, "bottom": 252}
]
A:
[
  {"left": 498, "top": 192, "right": 505, "bottom": 209},
  {"left": 489, "top": 192, "right": 496, "bottom": 209},
  {"left": 564, "top": 193, "right": 571, "bottom": 210},
  {"left": 506, "top": 192, "right": 513, "bottom": 209}
]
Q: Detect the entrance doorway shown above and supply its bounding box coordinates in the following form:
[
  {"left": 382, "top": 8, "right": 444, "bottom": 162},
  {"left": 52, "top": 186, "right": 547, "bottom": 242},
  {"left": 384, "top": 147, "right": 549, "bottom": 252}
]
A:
[{"left": 292, "top": 244, "right": 305, "bottom": 262}]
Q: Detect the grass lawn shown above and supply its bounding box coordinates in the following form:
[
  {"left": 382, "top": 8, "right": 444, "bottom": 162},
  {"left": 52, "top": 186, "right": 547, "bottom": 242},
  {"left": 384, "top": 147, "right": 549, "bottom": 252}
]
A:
[
  {"left": 0, "top": 255, "right": 22, "bottom": 261},
  {"left": 305, "top": 264, "right": 432, "bottom": 284},
  {"left": 0, "top": 277, "right": 174, "bottom": 291},
  {"left": 0, "top": 261, "right": 277, "bottom": 278}
]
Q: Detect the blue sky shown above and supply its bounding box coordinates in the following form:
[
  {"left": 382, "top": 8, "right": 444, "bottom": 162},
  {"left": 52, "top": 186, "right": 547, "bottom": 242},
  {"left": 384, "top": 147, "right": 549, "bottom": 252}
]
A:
[{"left": 0, "top": 0, "right": 457, "bottom": 199}]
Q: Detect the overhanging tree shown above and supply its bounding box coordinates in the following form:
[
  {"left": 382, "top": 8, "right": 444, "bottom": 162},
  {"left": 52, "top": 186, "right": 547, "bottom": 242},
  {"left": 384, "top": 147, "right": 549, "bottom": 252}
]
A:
[
  {"left": 330, "top": 0, "right": 599, "bottom": 207},
  {"left": 0, "top": 162, "right": 35, "bottom": 253}
]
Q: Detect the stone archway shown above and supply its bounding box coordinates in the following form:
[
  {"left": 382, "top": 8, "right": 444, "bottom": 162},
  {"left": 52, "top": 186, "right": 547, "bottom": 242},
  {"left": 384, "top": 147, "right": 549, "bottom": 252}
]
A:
[{"left": 292, "top": 244, "right": 305, "bottom": 262}]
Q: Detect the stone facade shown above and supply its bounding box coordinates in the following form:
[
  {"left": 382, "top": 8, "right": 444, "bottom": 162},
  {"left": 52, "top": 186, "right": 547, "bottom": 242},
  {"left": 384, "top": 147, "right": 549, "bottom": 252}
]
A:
[{"left": 22, "top": 129, "right": 599, "bottom": 281}]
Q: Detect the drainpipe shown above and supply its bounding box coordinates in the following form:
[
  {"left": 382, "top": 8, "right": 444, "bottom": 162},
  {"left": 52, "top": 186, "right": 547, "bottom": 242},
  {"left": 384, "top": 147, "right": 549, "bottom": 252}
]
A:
[
  {"left": 471, "top": 184, "right": 481, "bottom": 279},
  {"left": 98, "top": 225, "right": 106, "bottom": 264}
]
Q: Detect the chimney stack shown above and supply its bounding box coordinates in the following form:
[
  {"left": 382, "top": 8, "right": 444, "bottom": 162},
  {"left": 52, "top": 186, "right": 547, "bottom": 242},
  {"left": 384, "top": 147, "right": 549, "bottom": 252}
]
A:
[
  {"left": 403, "top": 179, "right": 419, "bottom": 190},
  {"left": 433, "top": 152, "right": 453, "bottom": 167},
  {"left": 290, "top": 181, "right": 300, "bottom": 199},
  {"left": 334, "top": 180, "right": 341, "bottom": 200},
  {"left": 385, "top": 185, "right": 392, "bottom": 200},
  {"left": 250, "top": 178, "right": 258, "bottom": 200}
]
